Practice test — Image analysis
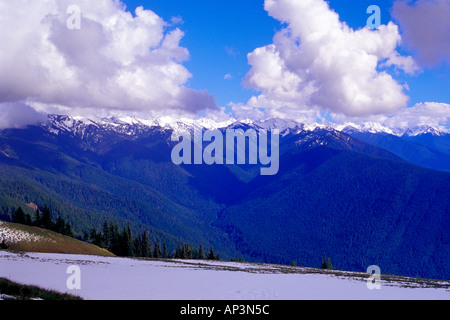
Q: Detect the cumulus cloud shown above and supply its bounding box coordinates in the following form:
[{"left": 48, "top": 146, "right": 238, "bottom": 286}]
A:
[
  {"left": 0, "top": 0, "right": 217, "bottom": 122},
  {"left": 332, "top": 102, "right": 450, "bottom": 131},
  {"left": 238, "top": 0, "right": 418, "bottom": 120},
  {"left": 392, "top": 0, "right": 450, "bottom": 67},
  {"left": 0, "top": 103, "right": 47, "bottom": 129},
  {"left": 385, "top": 102, "right": 450, "bottom": 129}
]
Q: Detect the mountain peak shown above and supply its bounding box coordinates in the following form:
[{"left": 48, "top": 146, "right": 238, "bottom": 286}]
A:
[
  {"left": 403, "top": 125, "right": 448, "bottom": 137},
  {"left": 40, "top": 114, "right": 449, "bottom": 139},
  {"left": 340, "top": 122, "right": 449, "bottom": 137}
]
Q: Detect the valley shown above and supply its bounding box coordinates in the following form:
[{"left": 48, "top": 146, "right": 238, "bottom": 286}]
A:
[{"left": 0, "top": 115, "right": 449, "bottom": 280}]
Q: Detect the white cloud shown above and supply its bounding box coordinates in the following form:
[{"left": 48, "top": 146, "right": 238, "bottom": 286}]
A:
[
  {"left": 238, "top": 0, "right": 418, "bottom": 120},
  {"left": 385, "top": 102, "right": 450, "bottom": 130},
  {"left": 392, "top": 0, "right": 450, "bottom": 67},
  {"left": 331, "top": 102, "right": 450, "bottom": 131},
  {"left": 170, "top": 15, "right": 184, "bottom": 26},
  {"left": 224, "top": 46, "right": 240, "bottom": 58},
  {"left": 0, "top": 0, "right": 217, "bottom": 122},
  {"left": 0, "top": 103, "right": 47, "bottom": 129}
]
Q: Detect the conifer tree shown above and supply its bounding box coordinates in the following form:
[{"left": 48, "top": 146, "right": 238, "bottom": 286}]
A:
[
  {"left": 12, "top": 207, "right": 26, "bottom": 224},
  {"left": 321, "top": 253, "right": 333, "bottom": 270},
  {"left": 134, "top": 234, "right": 142, "bottom": 257},
  {"left": 55, "top": 217, "right": 65, "bottom": 234},
  {"left": 123, "top": 224, "right": 135, "bottom": 257},
  {"left": 109, "top": 222, "right": 120, "bottom": 255},
  {"left": 175, "top": 243, "right": 183, "bottom": 259},
  {"left": 162, "top": 241, "right": 168, "bottom": 259},
  {"left": 198, "top": 244, "right": 205, "bottom": 260},
  {"left": 141, "top": 231, "right": 151, "bottom": 258},
  {"left": 34, "top": 209, "right": 41, "bottom": 227},
  {"left": 153, "top": 240, "right": 162, "bottom": 258},
  {"left": 64, "top": 221, "right": 74, "bottom": 237},
  {"left": 41, "top": 205, "right": 52, "bottom": 229},
  {"left": 102, "top": 220, "right": 111, "bottom": 250},
  {"left": 327, "top": 257, "right": 333, "bottom": 270},
  {"left": 25, "top": 213, "right": 32, "bottom": 226},
  {"left": 321, "top": 253, "right": 327, "bottom": 269},
  {"left": 83, "top": 230, "right": 90, "bottom": 242},
  {"left": 207, "top": 245, "right": 216, "bottom": 260}
]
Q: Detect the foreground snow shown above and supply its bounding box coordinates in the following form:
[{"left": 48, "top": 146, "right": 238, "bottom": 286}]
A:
[{"left": 0, "top": 251, "right": 448, "bottom": 300}]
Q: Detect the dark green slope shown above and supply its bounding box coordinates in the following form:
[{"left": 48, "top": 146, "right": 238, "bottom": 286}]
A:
[
  {"left": 217, "top": 146, "right": 450, "bottom": 279},
  {"left": 1, "top": 123, "right": 449, "bottom": 280},
  {"left": 0, "top": 127, "right": 236, "bottom": 256},
  {"left": 346, "top": 131, "right": 450, "bottom": 172}
]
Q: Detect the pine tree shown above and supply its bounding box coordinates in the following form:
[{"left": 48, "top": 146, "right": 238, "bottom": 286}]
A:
[
  {"left": 55, "top": 217, "right": 65, "bottom": 234},
  {"left": 198, "top": 244, "right": 205, "bottom": 260},
  {"left": 153, "top": 240, "right": 161, "bottom": 258},
  {"left": 90, "top": 226, "right": 103, "bottom": 247},
  {"left": 12, "top": 207, "right": 26, "bottom": 224},
  {"left": 141, "top": 231, "right": 151, "bottom": 258},
  {"left": 34, "top": 209, "right": 41, "bottom": 227},
  {"left": 128, "top": 224, "right": 135, "bottom": 257},
  {"left": 101, "top": 220, "right": 111, "bottom": 250},
  {"left": 109, "top": 222, "right": 120, "bottom": 255},
  {"left": 321, "top": 253, "right": 333, "bottom": 270},
  {"left": 83, "top": 230, "right": 90, "bottom": 242},
  {"left": 187, "top": 244, "right": 194, "bottom": 259},
  {"left": 25, "top": 213, "right": 32, "bottom": 226},
  {"left": 207, "top": 245, "right": 216, "bottom": 260},
  {"left": 41, "top": 205, "right": 52, "bottom": 229},
  {"left": 162, "top": 241, "right": 168, "bottom": 259},
  {"left": 119, "top": 227, "right": 128, "bottom": 256},
  {"left": 122, "top": 224, "right": 135, "bottom": 257},
  {"left": 64, "top": 221, "right": 74, "bottom": 237},
  {"left": 90, "top": 226, "right": 97, "bottom": 244},
  {"left": 175, "top": 243, "right": 182, "bottom": 259},
  {"left": 134, "top": 234, "right": 142, "bottom": 257},
  {"left": 182, "top": 243, "right": 188, "bottom": 259},
  {"left": 327, "top": 257, "right": 333, "bottom": 270},
  {"left": 321, "top": 253, "right": 328, "bottom": 269}
]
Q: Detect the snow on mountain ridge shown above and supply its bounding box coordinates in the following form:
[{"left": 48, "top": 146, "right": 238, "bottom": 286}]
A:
[
  {"left": 43, "top": 114, "right": 449, "bottom": 138},
  {"left": 340, "top": 122, "right": 449, "bottom": 137}
]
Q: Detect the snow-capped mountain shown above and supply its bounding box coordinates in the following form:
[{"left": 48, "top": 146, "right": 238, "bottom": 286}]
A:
[
  {"left": 41, "top": 114, "right": 335, "bottom": 140},
  {"left": 28, "top": 113, "right": 450, "bottom": 173},
  {"left": 1, "top": 113, "right": 450, "bottom": 281},
  {"left": 340, "top": 122, "right": 449, "bottom": 137},
  {"left": 402, "top": 125, "right": 449, "bottom": 137},
  {"left": 42, "top": 114, "right": 449, "bottom": 140}
]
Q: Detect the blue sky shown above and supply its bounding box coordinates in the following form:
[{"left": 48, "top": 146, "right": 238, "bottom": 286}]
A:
[
  {"left": 121, "top": 0, "right": 449, "bottom": 110},
  {"left": 122, "top": 0, "right": 280, "bottom": 107}
]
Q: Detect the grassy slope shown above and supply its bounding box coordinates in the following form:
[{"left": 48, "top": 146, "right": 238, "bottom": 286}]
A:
[
  {"left": 0, "top": 277, "right": 82, "bottom": 300},
  {"left": 0, "top": 221, "right": 115, "bottom": 257}
]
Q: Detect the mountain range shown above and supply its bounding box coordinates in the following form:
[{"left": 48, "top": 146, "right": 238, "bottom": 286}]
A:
[{"left": 0, "top": 115, "right": 449, "bottom": 280}]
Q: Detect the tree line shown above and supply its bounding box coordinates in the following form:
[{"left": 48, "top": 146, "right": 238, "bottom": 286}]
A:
[
  {"left": 11, "top": 206, "right": 74, "bottom": 237},
  {"left": 84, "top": 220, "right": 220, "bottom": 260},
  {"left": 3, "top": 206, "right": 334, "bottom": 269},
  {"left": 3, "top": 204, "right": 222, "bottom": 261}
]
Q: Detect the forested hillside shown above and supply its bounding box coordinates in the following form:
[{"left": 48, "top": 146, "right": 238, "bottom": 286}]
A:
[{"left": 1, "top": 119, "right": 449, "bottom": 279}]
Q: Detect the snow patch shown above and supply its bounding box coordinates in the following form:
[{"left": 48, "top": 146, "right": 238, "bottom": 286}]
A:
[{"left": 0, "top": 222, "right": 48, "bottom": 245}]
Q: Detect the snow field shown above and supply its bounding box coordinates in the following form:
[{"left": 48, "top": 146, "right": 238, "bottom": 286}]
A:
[{"left": 0, "top": 251, "right": 448, "bottom": 300}]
